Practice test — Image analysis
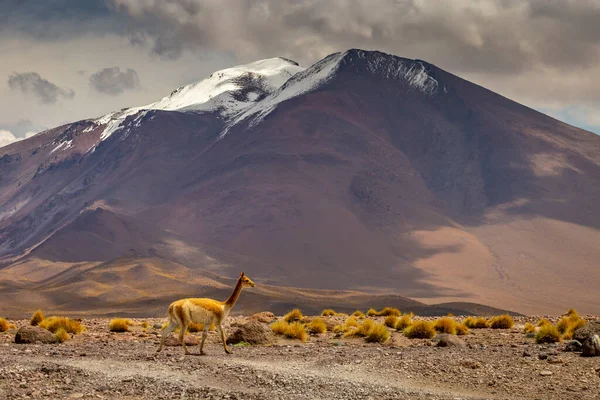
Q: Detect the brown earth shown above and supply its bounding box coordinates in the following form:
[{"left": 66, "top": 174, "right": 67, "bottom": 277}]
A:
[{"left": 1, "top": 314, "right": 600, "bottom": 399}]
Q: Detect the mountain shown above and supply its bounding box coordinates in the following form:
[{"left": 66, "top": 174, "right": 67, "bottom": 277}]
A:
[{"left": 1, "top": 49, "right": 600, "bottom": 316}]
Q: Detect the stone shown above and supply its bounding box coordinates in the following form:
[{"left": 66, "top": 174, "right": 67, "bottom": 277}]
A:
[
  {"left": 153, "top": 323, "right": 163, "bottom": 330},
  {"left": 226, "top": 321, "right": 275, "bottom": 345},
  {"left": 248, "top": 312, "right": 276, "bottom": 324},
  {"left": 573, "top": 321, "right": 600, "bottom": 343},
  {"left": 538, "top": 353, "right": 548, "bottom": 360},
  {"left": 14, "top": 326, "right": 56, "bottom": 344},
  {"left": 433, "top": 334, "right": 466, "bottom": 348},
  {"left": 539, "top": 371, "right": 553, "bottom": 376},
  {"left": 163, "top": 334, "right": 199, "bottom": 347},
  {"left": 565, "top": 340, "right": 582, "bottom": 352},
  {"left": 581, "top": 335, "right": 600, "bottom": 357}
]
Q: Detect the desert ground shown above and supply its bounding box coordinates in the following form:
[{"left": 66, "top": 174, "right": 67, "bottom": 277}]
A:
[{"left": 1, "top": 313, "right": 600, "bottom": 400}]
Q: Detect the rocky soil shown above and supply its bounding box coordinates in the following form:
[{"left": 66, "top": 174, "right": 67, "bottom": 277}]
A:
[{"left": 1, "top": 316, "right": 599, "bottom": 399}]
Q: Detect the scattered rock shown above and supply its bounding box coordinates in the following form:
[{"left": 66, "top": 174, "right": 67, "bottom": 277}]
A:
[
  {"left": 14, "top": 326, "right": 56, "bottom": 344},
  {"left": 538, "top": 353, "right": 548, "bottom": 360},
  {"left": 522, "top": 349, "right": 532, "bottom": 357},
  {"left": 539, "top": 371, "right": 553, "bottom": 376},
  {"left": 565, "top": 340, "right": 582, "bottom": 352},
  {"left": 153, "top": 323, "right": 163, "bottom": 330},
  {"left": 581, "top": 335, "right": 600, "bottom": 357},
  {"left": 163, "top": 334, "right": 199, "bottom": 347},
  {"left": 433, "top": 334, "right": 466, "bottom": 348},
  {"left": 573, "top": 321, "right": 600, "bottom": 343},
  {"left": 226, "top": 321, "right": 275, "bottom": 345},
  {"left": 248, "top": 312, "right": 276, "bottom": 324}
]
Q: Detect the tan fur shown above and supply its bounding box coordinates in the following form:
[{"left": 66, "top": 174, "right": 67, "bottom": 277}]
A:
[{"left": 157, "top": 272, "right": 255, "bottom": 355}]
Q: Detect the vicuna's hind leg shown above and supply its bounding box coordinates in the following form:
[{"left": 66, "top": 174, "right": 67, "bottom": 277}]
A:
[
  {"left": 179, "top": 320, "right": 190, "bottom": 355},
  {"left": 199, "top": 326, "right": 209, "bottom": 355},
  {"left": 157, "top": 319, "right": 178, "bottom": 353},
  {"left": 217, "top": 324, "right": 232, "bottom": 354}
]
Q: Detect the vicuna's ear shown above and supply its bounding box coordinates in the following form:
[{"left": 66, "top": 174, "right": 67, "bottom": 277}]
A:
[{"left": 240, "top": 272, "right": 245, "bottom": 277}]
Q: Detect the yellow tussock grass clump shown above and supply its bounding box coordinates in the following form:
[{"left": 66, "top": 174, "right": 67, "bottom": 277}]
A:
[
  {"left": 283, "top": 322, "right": 307, "bottom": 342},
  {"left": 0, "top": 318, "right": 10, "bottom": 333},
  {"left": 283, "top": 309, "right": 304, "bottom": 323},
  {"left": 566, "top": 308, "right": 579, "bottom": 317},
  {"left": 489, "top": 315, "right": 514, "bottom": 329},
  {"left": 367, "top": 307, "right": 401, "bottom": 317},
  {"left": 455, "top": 323, "right": 469, "bottom": 336},
  {"left": 366, "top": 308, "right": 378, "bottom": 317},
  {"left": 54, "top": 328, "right": 70, "bottom": 343},
  {"left": 384, "top": 315, "right": 398, "bottom": 328},
  {"left": 109, "top": 318, "right": 132, "bottom": 332},
  {"left": 345, "top": 316, "right": 360, "bottom": 329},
  {"left": 332, "top": 324, "right": 346, "bottom": 333},
  {"left": 395, "top": 315, "right": 413, "bottom": 331},
  {"left": 30, "top": 310, "right": 45, "bottom": 326},
  {"left": 351, "top": 310, "right": 365, "bottom": 319},
  {"left": 321, "top": 309, "right": 336, "bottom": 317},
  {"left": 434, "top": 317, "right": 457, "bottom": 335},
  {"left": 404, "top": 320, "right": 435, "bottom": 339},
  {"left": 39, "top": 316, "right": 84, "bottom": 334},
  {"left": 307, "top": 318, "right": 327, "bottom": 334},
  {"left": 464, "top": 317, "right": 489, "bottom": 329},
  {"left": 344, "top": 319, "right": 375, "bottom": 338},
  {"left": 556, "top": 312, "right": 586, "bottom": 338},
  {"left": 535, "top": 325, "right": 562, "bottom": 344},
  {"left": 523, "top": 322, "right": 536, "bottom": 334},
  {"left": 140, "top": 321, "right": 149, "bottom": 329},
  {"left": 270, "top": 320, "right": 289, "bottom": 335},
  {"left": 365, "top": 323, "right": 390, "bottom": 343},
  {"left": 537, "top": 318, "right": 551, "bottom": 327}
]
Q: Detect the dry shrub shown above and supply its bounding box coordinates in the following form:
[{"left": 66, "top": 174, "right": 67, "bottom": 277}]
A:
[
  {"left": 307, "top": 318, "right": 327, "bottom": 334},
  {"left": 345, "top": 316, "right": 360, "bottom": 329},
  {"left": 352, "top": 310, "right": 365, "bottom": 319},
  {"left": 366, "top": 308, "right": 378, "bottom": 317},
  {"left": 434, "top": 317, "right": 457, "bottom": 335},
  {"left": 283, "top": 309, "right": 304, "bottom": 323},
  {"left": 270, "top": 320, "right": 289, "bottom": 335},
  {"left": 321, "top": 309, "right": 336, "bottom": 317},
  {"left": 395, "top": 315, "right": 413, "bottom": 331},
  {"left": 0, "top": 318, "right": 9, "bottom": 333},
  {"left": 455, "top": 323, "right": 469, "bottom": 336},
  {"left": 141, "top": 321, "right": 149, "bottom": 329},
  {"left": 109, "top": 318, "right": 132, "bottom": 332},
  {"left": 557, "top": 313, "right": 586, "bottom": 338},
  {"left": 472, "top": 317, "right": 489, "bottom": 329},
  {"left": 566, "top": 308, "right": 578, "bottom": 317},
  {"left": 344, "top": 319, "right": 375, "bottom": 338},
  {"left": 384, "top": 315, "right": 398, "bottom": 328},
  {"left": 54, "top": 328, "right": 70, "bottom": 343},
  {"left": 283, "top": 322, "right": 307, "bottom": 342},
  {"left": 523, "top": 322, "right": 536, "bottom": 334},
  {"left": 535, "top": 325, "right": 562, "bottom": 344},
  {"left": 30, "top": 310, "right": 45, "bottom": 326},
  {"left": 537, "top": 318, "right": 551, "bottom": 327},
  {"left": 404, "top": 320, "right": 435, "bottom": 339},
  {"left": 365, "top": 323, "right": 390, "bottom": 343},
  {"left": 462, "top": 317, "right": 476, "bottom": 328},
  {"left": 332, "top": 324, "right": 346, "bottom": 333},
  {"left": 489, "top": 315, "right": 514, "bottom": 329},
  {"left": 39, "top": 316, "right": 84, "bottom": 334},
  {"left": 378, "top": 307, "right": 401, "bottom": 317},
  {"left": 446, "top": 312, "right": 454, "bottom": 317}
]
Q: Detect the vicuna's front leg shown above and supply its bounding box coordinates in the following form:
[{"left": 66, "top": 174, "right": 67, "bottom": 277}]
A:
[
  {"left": 217, "top": 324, "right": 232, "bottom": 354},
  {"left": 199, "top": 327, "right": 208, "bottom": 355}
]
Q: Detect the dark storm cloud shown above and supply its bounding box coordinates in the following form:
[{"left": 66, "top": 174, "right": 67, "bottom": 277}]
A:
[
  {"left": 0, "top": 0, "right": 126, "bottom": 39},
  {"left": 89, "top": 67, "right": 141, "bottom": 95},
  {"left": 8, "top": 72, "right": 75, "bottom": 104},
  {"left": 109, "top": 0, "right": 600, "bottom": 75}
]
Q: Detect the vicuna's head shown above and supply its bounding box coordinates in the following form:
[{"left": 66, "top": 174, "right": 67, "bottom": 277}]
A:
[{"left": 240, "top": 272, "right": 255, "bottom": 288}]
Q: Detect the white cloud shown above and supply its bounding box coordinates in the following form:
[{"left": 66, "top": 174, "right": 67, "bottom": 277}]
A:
[{"left": 0, "top": 129, "right": 22, "bottom": 149}]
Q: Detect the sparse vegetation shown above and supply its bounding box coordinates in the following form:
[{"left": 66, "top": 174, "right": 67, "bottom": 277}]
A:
[
  {"left": 39, "top": 316, "right": 84, "bottom": 334},
  {"left": 351, "top": 310, "right": 365, "bottom": 318},
  {"left": 566, "top": 308, "right": 578, "bottom": 317},
  {"left": 404, "top": 320, "right": 435, "bottom": 339},
  {"left": 556, "top": 311, "right": 586, "bottom": 339},
  {"left": 366, "top": 307, "right": 401, "bottom": 317},
  {"left": 463, "top": 317, "right": 489, "bottom": 329},
  {"left": 384, "top": 315, "right": 398, "bottom": 328},
  {"left": 321, "top": 309, "right": 336, "bottom": 317},
  {"left": 30, "top": 309, "right": 45, "bottom": 326},
  {"left": 455, "top": 323, "right": 469, "bottom": 336},
  {"left": 109, "top": 318, "right": 132, "bottom": 332},
  {"left": 0, "top": 318, "right": 9, "bottom": 332},
  {"left": 365, "top": 323, "right": 390, "bottom": 343},
  {"left": 535, "top": 325, "right": 562, "bottom": 344},
  {"left": 395, "top": 314, "right": 413, "bottom": 331},
  {"left": 141, "top": 321, "right": 149, "bottom": 329},
  {"left": 345, "top": 316, "right": 360, "bottom": 329},
  {"left": 434, "top": 317, "right": 457, "bottom": 335},
  {"left": 366, "top": 308, "right": 378, "bottom": 317},
  {"left": 307, "top": 318, "right": 327, "bottom": 334},
  {"left": 332, "top": 324, "right": 346, "bottom": 333},
  {"left": 283, "top": 322, "right": 308, "bottom": 342},
  {"left": 270, "top": 320, "right": 288, "bottom": 335},
  {"left": 488, "top": 315, "right": 514, "bottom": 329},
  {"left": 537, "top": 318, "right": 551, "bottom": 327},
  {"left": 283, "top": 309, "right": 304, "bottom": 323},
  {"left": 54, "top": 328, "right": 70, "bottom": 343},
  {"left": 523, "top": 322, "right": 536, "bottom": 334}
]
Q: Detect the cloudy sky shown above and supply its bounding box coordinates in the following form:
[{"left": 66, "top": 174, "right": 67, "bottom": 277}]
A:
[{"left": 1, "top": 0, "right": 599, "bottom": 147}]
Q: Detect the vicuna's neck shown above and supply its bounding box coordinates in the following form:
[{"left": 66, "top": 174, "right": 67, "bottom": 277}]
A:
[{"left": 224, "top": 277, "right": 243, "bottom": 309}]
